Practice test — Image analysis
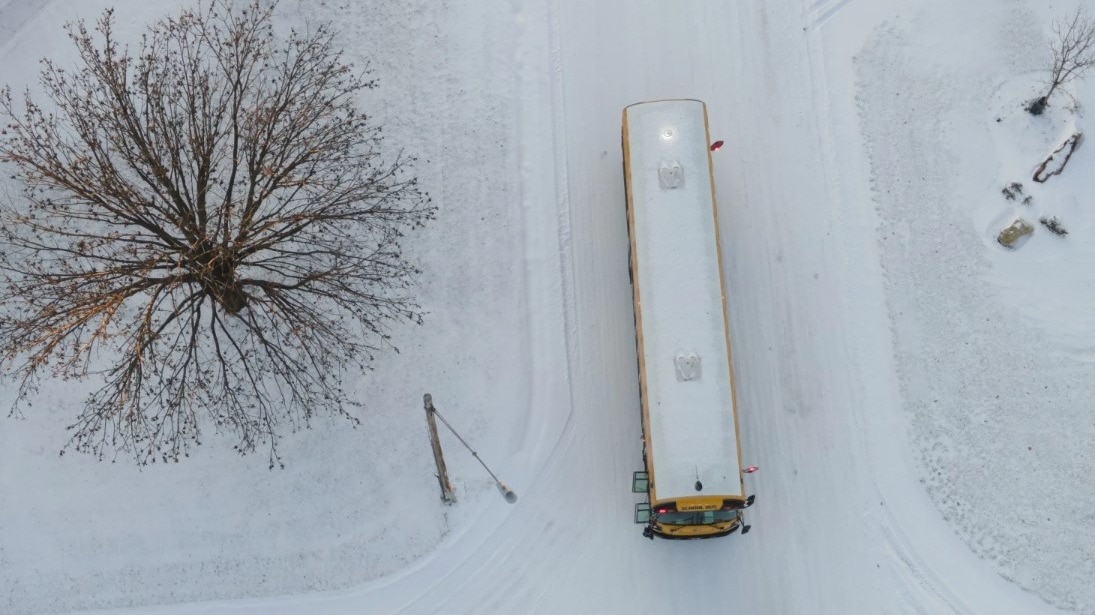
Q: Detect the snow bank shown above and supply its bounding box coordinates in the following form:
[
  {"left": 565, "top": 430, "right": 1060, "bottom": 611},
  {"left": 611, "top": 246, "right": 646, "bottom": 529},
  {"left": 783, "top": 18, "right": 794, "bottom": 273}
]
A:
[{"left": 857, "top": 2, "right": 1095, "bottom": 611}]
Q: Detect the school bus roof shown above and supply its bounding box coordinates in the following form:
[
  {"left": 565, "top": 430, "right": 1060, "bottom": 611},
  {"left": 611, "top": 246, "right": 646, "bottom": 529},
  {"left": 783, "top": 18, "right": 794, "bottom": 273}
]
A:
[{"left": 622, "top": 99, "right": 744, "bottom": 502}]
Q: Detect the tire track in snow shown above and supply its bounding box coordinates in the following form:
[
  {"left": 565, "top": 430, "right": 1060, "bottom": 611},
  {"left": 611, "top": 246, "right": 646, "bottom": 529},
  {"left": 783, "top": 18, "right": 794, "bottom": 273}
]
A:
[
  {"left": 872, "top": 506, "right": 968, "bottom": 615},
  {"left": 800, "top": 6, "right": 972, "bottom": 613},
  {"left": 0, "top": 0, "right": 51, "bottom": 54},
  {"left": 806, "top": 0, "right": 856, "bottom": 31}
]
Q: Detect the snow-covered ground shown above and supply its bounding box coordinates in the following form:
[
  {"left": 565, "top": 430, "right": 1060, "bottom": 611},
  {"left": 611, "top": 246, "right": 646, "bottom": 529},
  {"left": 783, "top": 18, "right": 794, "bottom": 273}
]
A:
[{"left": 2, "top": 0, "right": 1093, "bottom": 614}]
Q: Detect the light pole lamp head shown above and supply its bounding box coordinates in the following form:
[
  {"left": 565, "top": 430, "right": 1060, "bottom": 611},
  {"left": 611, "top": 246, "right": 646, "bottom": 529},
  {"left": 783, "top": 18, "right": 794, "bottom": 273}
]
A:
[{"left": 497, "top": 481, "right": 518, "bottom": 504}]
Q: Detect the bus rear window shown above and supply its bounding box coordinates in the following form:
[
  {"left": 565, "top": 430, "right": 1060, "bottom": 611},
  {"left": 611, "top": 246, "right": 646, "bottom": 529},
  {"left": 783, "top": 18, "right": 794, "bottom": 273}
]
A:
[{"left": 656, "top": 509, "right": 738, "bottom": 525}]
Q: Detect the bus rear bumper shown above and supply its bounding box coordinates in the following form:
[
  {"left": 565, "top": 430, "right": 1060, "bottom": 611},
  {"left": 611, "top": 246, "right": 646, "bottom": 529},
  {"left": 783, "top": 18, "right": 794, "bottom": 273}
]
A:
[{"left": 648, "top": 523, "right": 741, "bottom": 540}]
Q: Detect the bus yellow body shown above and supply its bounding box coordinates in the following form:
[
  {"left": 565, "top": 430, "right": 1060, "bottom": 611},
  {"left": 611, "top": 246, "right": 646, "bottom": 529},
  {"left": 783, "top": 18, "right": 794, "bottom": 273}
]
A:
[{"left": 622, "top": 99, "right": 754, "bottom": 539}]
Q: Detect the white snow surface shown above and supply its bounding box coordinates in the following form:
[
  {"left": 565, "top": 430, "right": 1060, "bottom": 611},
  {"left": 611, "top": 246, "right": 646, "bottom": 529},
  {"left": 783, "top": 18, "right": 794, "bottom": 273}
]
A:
[
  {"left": 1, "top": 0, "right": 1093, "bottom": 614},
  {"left": 623, "top": 99, "right": 742, "bottom": 502}
]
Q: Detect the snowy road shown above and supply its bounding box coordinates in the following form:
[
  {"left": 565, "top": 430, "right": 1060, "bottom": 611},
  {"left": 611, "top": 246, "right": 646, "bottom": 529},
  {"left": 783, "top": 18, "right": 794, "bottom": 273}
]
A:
[
  {"left": 132, "top": 0, "right": 1064, "bottom": 612},
  {"left": 509, "top": 0, "right": 1062, "bottom": 612},
  {"left": 2, "top": 0, "right": 1084, "bottom": 613}
]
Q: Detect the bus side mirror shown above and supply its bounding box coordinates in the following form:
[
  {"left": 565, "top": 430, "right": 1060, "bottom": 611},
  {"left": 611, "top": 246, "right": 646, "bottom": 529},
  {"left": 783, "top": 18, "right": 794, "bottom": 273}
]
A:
[
  {"left": 632, "top": 471, "right": 649, "bottom": 493},
  {"left": 635, "top": 502, "right": 651, "bottom": 524},
  {"left": 741, "top": 524, "right": 752, "bottom": 535},
  {"left": 745, "top": 494, "right": 755, "bottom": 508}
]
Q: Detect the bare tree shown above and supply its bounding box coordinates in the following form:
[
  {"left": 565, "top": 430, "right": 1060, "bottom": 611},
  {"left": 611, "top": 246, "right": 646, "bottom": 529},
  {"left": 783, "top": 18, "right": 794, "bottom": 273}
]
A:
[
  {"left": 1029, "top": 7, "right": 1095, "bottom": 114},
  {"left": 0, "top": 0, "right": 434, "bottom": 466}
]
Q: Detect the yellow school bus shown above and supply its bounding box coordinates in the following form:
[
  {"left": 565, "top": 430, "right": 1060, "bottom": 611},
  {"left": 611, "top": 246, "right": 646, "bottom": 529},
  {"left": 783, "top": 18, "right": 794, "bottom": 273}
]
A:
[{"left": 622, "top": 99, "right": 756, "bottom": 539}]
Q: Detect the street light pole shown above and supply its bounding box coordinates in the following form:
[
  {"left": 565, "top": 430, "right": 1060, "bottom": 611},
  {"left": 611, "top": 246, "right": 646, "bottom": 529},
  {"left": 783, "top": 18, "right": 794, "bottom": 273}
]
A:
[
  {"left": 422, "top": 394, "right": 457, "bottom": 504},
  {"left": 424, "top": 394, "right": 517, "bottom": 504}
]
